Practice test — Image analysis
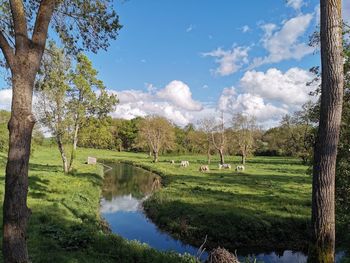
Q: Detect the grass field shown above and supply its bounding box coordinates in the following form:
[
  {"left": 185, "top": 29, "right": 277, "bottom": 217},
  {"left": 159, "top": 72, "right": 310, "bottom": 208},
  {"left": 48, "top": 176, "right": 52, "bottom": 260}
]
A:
[
  {"left": 0, "top": 146, "right": 348, "bottom": 262},
  {"left": 105, "top": 153, "right": 312, "bottom": 253},
  {"left": 0, "top": 146, "right": 196, "bottom": 263}
]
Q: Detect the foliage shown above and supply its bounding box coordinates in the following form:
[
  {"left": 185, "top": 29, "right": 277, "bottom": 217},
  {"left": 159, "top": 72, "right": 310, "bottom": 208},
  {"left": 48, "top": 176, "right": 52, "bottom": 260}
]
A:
[
  {"left": 230, "top": 113, "right": 258, "bottom": 164},
  {"left": 35, "top": 44, "right": 118, "bottom": 172},
  {"left": 136, "top": 116, "right": 175, "bottom": 162},
  {"left": 78, "top": 117, "right": 116, "bottom": 150}
]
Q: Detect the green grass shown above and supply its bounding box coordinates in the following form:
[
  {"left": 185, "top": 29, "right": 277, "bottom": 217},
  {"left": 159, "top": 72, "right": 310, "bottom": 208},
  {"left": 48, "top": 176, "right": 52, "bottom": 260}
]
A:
[
  {"left": 104, "top": 152, "right": 313, "bottom": 253},
  {"left": 0, "top": 146, "right": 196, "bottom": 263},
  {"left": 0, "top": 147, "right": 348, "bottom": 262}
]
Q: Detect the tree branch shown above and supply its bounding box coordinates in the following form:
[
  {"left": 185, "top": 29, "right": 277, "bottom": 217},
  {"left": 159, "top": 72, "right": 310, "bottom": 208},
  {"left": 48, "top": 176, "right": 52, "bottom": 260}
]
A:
[
  {"left": 9, "top": 0, "right": 28, "bottom": 49},
  {"left": 0, "top": 30, "right": 15, "bottom": 69},
  {"left": 32, "top": 0, "right": 56, "bottom": 52}
]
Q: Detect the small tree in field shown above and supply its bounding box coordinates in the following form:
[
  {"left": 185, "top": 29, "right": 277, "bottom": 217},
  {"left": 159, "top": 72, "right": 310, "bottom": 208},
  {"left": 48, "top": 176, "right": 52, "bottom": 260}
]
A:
[
  {"left": 231, "top": 113, "right": 257, "bottom": 165},
  {"left": 137, "top": 116, "right": 175, "bottom": 162},
  {"left": 198, "top": 118, "right": 214, "bottom": 164},
  {"left": 211, "top": 112, "right": 226, "bottom": 165}
]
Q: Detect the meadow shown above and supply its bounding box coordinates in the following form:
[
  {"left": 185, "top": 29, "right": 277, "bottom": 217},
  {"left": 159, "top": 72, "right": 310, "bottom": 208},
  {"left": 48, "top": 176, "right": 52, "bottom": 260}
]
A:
[
  {"left": 108, "top": 153, "right": 312, "bottom": 254},
  {"left": 0, "top": 146, "right": 196, "bottom": 263},
  {"left": 0, "top": 146, "right": 347, "bottom": 262}
]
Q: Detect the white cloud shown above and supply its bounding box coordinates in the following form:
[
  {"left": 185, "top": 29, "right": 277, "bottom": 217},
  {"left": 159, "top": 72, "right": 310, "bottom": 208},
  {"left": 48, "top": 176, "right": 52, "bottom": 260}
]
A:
[
  {"left": 240, "top": 67, "right": 317, "bottom": 105},
  {"left": 157, "top": 80, "right": 203, "bottom": 111},
  {"left": 111, "top": 81, "right": 203, "bottom": 126},
  {"left": 203, "top": 46, "right": 250, "bottom": 76},
  {"left": 241, "top": 25, "right": 250, "bottom": 33},
  {"left": 0, "top": 89, "right": 12, "bottom": 110},
  {"left": 251, "top": 13, "right": 314, "bottom": 68},
  {"left": 186, "top": 24, "right": 195, "bottom": 33},
  {"left": 218, "top": 87, "right": 288, "bottom": 125},
  {"left": 286, "top": 0, "right": 305, "bottom": 11}
]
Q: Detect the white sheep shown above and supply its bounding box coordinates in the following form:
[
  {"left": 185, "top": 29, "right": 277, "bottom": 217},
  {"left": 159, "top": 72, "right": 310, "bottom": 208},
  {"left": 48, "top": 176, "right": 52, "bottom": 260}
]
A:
[
  {"left": 199, "top": 165, "right": 210, "bottom": 172},
  {"left": 235, "top": 165, "right": 245, "bottom": 171},
  {"left": 180, "top": 160, "right": 189, "bottom": 167}
]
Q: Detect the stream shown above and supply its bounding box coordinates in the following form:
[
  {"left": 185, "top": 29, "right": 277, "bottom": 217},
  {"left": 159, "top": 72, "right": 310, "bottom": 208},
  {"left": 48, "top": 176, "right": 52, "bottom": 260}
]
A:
[{"left": 100, "top": 162, "right": 344, "bottom": 263}]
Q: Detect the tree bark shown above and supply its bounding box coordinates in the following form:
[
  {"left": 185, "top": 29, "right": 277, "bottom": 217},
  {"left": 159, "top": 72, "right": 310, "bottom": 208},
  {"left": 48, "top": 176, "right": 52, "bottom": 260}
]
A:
[
  {"left": 241, "top": 154, "right": 246, "bottom": 165},
  {"left": 56, "top": 134, "right": 69, "bottom": 173},
  {"left": 3, "top": 66, "right": 37, "bottom": 263},
  {"left": 68, "top": 122, "right": 79, "bottom": 171},
  {"left": 153, "top": 150, "right": 159, "bottom": 163},
  {"left": 308, "top": 1, "right": 343, "bottom": 262},
  {"left": 219, "top": 148, "right": 224, "bottom": 165},
  {"left": 207, "top": 145, "right": 211, "bottom": 165}
]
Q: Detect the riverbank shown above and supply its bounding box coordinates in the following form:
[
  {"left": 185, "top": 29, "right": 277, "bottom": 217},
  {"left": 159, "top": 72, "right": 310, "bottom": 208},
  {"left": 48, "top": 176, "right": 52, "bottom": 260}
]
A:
[
  {"left": 111, "top": 153, "right": 312, "bottom": 254},
  {"left": 0, "top": 146, "right": 196, "bottom": 263}
]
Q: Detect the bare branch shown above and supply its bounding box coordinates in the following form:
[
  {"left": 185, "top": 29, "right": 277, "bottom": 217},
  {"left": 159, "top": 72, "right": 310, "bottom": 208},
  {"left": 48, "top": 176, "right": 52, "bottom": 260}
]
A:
[
  {"left": 0, "top": 30, "right": 15, "bottom": 69},
  {"left": 32, "top": 0, "right": 56, "bottom": 52}
]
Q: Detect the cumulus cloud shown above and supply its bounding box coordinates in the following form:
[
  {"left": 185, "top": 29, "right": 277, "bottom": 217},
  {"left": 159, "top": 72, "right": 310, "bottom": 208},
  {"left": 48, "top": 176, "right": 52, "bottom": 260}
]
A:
[
  {"left": 0, "top": 89, "right": 12, "bottom": 110},
  {"left": 203, "top": 46, "right": 250, "bottom": 76},
  {"left": 111, "top": 80, "right": 203, "bottom": 126},
  {"left": 218, "top": 87, "right": 288, "bottom": 124},
  {"left": 157, "top": 80, "right": 203, "bottom": 111},
  {"left": 240, "top": 67, "right": 317, "bottom": 105},
  {"left": 251, "top": 13, "right": 314, "bottom": 68},
  {"left": 286, "top": 0, "right": 305, "bottom": 11}
]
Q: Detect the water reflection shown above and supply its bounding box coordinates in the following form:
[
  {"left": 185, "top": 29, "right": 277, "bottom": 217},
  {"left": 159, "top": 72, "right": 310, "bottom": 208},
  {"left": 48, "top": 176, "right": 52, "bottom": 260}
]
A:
[{"left": 100, "top": 162, "right": 203, "bottom": 258}]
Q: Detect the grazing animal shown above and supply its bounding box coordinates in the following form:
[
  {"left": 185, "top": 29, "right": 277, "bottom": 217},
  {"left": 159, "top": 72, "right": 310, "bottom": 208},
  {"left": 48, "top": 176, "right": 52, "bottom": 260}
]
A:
[
  {"left": 199, "top": 165, "right": 210, "bottom": 172},
  {"left": 180, "top": 161, "right": 189, "bottom": 167},
  {"left": 235, "top": 165, "right": 245, "bottom": 171},
  {"left": 170, "top": 160, "right": 175, "bottom": 164},
  {"left": 219, "top": 164, "right": 231, "bottom": 169}
]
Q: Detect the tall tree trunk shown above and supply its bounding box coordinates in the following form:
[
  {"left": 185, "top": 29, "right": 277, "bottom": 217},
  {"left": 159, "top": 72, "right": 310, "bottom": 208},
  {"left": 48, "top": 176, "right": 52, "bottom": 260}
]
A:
[
  {"left": 153, "top": 150, "right": 159, "bottom": 163},
  {"left": 308, "top": 1, "right": 343, "bottom": 262},
  {"left": 69, "top": 122, "right": 79, "bottom": 171},
  {"left": 241, "top": 154, "right": 246, "bottom": 165},
  {"left": 56, "top": 134, "right": 69, "bottom": 173},
  {"left": 219, "top": 148, "right": 224, "bottom": 165},
  {"left": 3, "top": 69, "right": 36, "bottom": 263}
]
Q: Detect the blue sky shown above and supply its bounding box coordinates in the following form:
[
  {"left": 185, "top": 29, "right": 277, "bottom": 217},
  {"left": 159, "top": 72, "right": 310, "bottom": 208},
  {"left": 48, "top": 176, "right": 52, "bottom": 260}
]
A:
[{"left": 1, "top": 0, "right": 349, "bottom": 127}]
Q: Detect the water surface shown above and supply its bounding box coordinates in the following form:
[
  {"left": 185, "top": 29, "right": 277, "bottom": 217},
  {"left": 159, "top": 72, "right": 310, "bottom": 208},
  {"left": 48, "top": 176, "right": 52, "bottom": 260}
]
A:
[{"left": 100, "top": 162, "right": 343, "bottom": 263}]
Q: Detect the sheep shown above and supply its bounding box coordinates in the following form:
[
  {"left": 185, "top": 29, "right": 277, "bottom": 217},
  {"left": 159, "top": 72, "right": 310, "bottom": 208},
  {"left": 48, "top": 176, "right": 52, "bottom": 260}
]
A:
[
  {"left": 170, "top": 160, "right": 175, "bottom": 164},
  {"left": 235, "top": 165, "right": 245, "bottom": 171},
  {"left": 219, "top": 164, "right": 231, "bottom": 169},
  {"left": 199, "top": 165, "right": 210, "bottom": 172},
  {"left": 180, "top": 160, "right": 189, "bottom": 167}
]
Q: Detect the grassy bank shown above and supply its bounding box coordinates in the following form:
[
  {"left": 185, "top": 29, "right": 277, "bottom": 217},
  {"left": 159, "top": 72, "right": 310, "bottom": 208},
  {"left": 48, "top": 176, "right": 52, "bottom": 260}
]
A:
[
  {"left": 108, "top": 153, "right": 313, "bottom": 253},
  {"left": 0, "top": 146, "right": 196, "bottom": 263}
]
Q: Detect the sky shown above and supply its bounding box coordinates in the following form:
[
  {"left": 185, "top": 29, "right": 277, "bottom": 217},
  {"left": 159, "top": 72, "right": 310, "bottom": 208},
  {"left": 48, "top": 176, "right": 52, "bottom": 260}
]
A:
[{"left": 1, "top": 0, "right": 350, "bottom": 128}]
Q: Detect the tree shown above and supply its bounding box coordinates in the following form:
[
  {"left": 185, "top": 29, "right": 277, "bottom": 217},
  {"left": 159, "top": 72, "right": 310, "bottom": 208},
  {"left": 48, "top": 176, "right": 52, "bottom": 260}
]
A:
[
  {"left": 0, "top": 1, "right": 121, "bottom": 261},
  {"left": 137, "top": 116, "right": 175, "bottom": 162},
  {"left": 68, "top": 54, "right": 117, "bottom": 169},
  {"left": 211, "top": 112, "right": 226, "bottom": 165},
  {"left": 36, "top": 49, "right": 117, "bottom": 173},
  {"left": 231, "top": 113, "right": 257, "bottom": 165},
  {"left": 308, "top": 1, "right": 344, "bottom": 262},
  {"left": 198, "top": 118, "right": 214, "bottom": 164},
  {"left": 35, "top": 43, "right": 72, "bottom": 173}
]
